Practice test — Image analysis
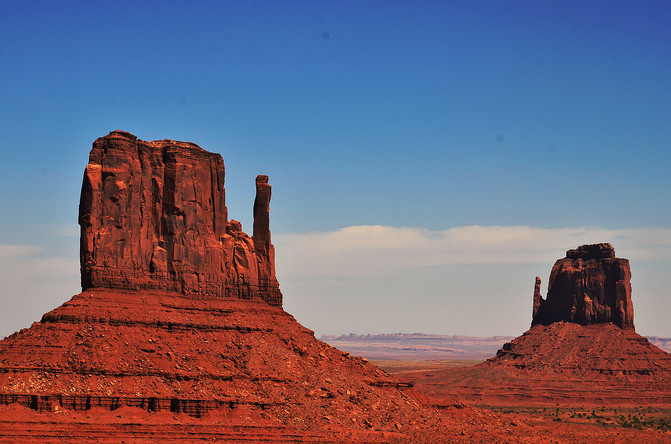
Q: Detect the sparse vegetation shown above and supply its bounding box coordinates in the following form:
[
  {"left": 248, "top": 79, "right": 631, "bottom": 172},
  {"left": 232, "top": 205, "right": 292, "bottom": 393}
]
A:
[{"left": 481, "top": 405, "right": 671, "bottom": 434}]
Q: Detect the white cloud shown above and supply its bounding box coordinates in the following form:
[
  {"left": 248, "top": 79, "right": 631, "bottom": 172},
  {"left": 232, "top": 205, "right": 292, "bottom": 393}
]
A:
[
  {"left": 40, "top": 223, "right": 80, "bottom": 238},
  {"left": 0, "top": 245, "right": 42, "bottom": 264},
  {"left": 0, "top": 244, "right": 78, "bottom": 281},
  {"left": 0, "top": 244, "right": 80, "bottom": 338},
  {"left": 274, "top": 225, "right": 671, "bottom": 278}
]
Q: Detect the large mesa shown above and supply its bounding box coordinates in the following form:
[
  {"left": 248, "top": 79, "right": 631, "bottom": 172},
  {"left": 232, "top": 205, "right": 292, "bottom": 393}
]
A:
[{"left": 79, "top": 130, "right": 281, "bottom": 307}]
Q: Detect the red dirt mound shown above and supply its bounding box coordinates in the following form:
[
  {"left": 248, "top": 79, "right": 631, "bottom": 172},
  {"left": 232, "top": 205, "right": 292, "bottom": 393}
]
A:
[
  {"left": 411, "top": 322, "right": 671, "bottom": 407},
  {"left": 0, "top": 289, "right": 504, "bottom": 441}
]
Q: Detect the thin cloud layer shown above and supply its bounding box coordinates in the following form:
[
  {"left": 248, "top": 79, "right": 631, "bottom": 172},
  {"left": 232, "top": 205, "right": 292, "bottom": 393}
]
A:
[
  {"left": 39, "top": 223, "right": 80, "bottom": 238},
  {"left": 0, "top": 244, "right": 78, "bottom": 281},
  {"left": 275, "top": 225, "right": 671, "bottom": 278},
  {"left": 0, "top": 244, "right": 79, "bottom": 338},
  {"left": 0, "top": 245, "right": 42, "bottom": 263}
]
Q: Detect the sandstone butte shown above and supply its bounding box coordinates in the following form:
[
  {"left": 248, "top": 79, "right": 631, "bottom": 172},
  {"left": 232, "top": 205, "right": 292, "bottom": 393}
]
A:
[
  {"left": 0, "top": 131, "right": 508, "bottom": 443},
  {"left": 78, "top": 131, "right": 281, "bottom": 306},
  {"left": 411, "top": 243, "right": 671, "bottom": 408}
]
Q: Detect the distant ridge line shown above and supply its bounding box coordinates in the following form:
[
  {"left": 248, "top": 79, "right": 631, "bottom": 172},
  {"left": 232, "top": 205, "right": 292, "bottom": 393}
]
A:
[{"left": 320, "top": 332, "right": 671, "bottom": 361}]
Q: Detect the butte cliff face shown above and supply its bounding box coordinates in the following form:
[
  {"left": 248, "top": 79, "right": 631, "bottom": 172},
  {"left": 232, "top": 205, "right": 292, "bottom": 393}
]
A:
[
  {"left": 79, "top": 130, "right": 281, "bottom": 307},
  {"left": 532, "top": 243, "right": 634, "bottom": 329}
]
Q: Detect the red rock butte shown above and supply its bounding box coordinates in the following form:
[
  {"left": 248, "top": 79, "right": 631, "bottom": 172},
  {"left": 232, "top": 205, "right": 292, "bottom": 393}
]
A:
[
  {"left": 0, "top": 131, "right": 509, "bottom": 442},
  {"left": 532, "top": 243, "right": 634, "bottom": 329},
  {"left": 410, "top": 244, "right": 671, "bottom": 407},
  {"left": 79, "top": 130, "right": 281, "bottom": 306}
]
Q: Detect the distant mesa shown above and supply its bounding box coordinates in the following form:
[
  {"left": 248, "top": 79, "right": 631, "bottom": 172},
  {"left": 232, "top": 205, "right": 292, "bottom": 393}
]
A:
[
  {"left": 409, "top": 243, "right": 671, "bottom": 407},
  {"left": 532, "top": 243, "right": 634, "bottom": 329}
]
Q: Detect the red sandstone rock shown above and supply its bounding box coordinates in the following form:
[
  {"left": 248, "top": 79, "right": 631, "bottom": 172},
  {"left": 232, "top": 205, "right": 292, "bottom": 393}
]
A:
[
  {"left": 532, "top": 243, "right": 634, "bottom": 329},
  {"left": 406, "top": 243, "right": 671, "bottom": 408},
  {"left": 532, "top": 276, "right": 542, "bottom": 320},
  {"left": 0, "top": 130, "right": 509, "bottom": 442},
  {"left": 79, "top": 131, "right": 281, "bottom": 306},
  {"left": 0, "top": 289, "right": 489, "bottom": 441},
  {"left": 409, "top": 322, "right": 671, "bottom": 407}
]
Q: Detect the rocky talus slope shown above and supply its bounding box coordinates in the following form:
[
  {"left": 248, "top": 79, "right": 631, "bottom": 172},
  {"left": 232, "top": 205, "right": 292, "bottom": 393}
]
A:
[{"left": 0, "top": 289, "right": 492, "bottom": 441}]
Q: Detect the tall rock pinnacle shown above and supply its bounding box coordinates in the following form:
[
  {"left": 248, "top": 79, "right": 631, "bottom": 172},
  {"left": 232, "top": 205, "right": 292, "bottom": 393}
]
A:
[
  {"left": 78, "top": 130, "right": 281, "bottom": 306},
  {"left": 531, "top": 243, "right": 634, "bottom": 329},
  {"left": 253, "top": 174, "right": 272, "bottom": 250}
]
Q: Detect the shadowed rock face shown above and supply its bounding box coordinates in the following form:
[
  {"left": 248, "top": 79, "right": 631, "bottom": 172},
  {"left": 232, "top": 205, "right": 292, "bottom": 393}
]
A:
[
  {"left": 79, "top": 130, "right": 281, "bottom": 307},
  {"left": 532, "top": 243, "right": 634, "bottom": 329}
]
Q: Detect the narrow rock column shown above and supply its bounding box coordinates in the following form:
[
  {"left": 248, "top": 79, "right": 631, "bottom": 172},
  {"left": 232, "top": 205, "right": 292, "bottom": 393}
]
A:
[
  {"left": 532, "top": 277, "right": 542, "bottom": 319},
  {"left": 250, "top": 174, "right": 281, "bottom": 306},
  {"left": 253, "top": 175, "right": 271, "bottom": 253}
]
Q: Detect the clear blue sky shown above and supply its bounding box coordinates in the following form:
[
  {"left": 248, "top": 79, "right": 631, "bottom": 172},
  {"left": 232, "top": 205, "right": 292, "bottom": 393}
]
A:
[{"left": 1, "top": 1, "right": 670, "bottom": 339}]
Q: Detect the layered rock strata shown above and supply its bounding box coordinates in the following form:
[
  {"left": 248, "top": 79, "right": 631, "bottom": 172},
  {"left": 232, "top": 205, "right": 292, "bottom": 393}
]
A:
[
  {"left": 0, "top": 290, "right": 410, "bottom": 417},
  {"left": 0, "top": 288, "right": 504, "bottom": 441},
  {"left": 411, "top": 322, "right": 671, "bottom": 407},
  {"left": 79, "top": 131, "right": 281, "bottom": 307},
  {"left": 532, "top": 243, "right": 634, "bottom": 329}
]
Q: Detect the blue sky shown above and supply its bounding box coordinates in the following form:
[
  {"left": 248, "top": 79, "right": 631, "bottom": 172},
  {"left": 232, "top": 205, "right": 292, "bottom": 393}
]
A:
[{"left": 1, "top": 1, "right": 670, "bottom": 338}]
